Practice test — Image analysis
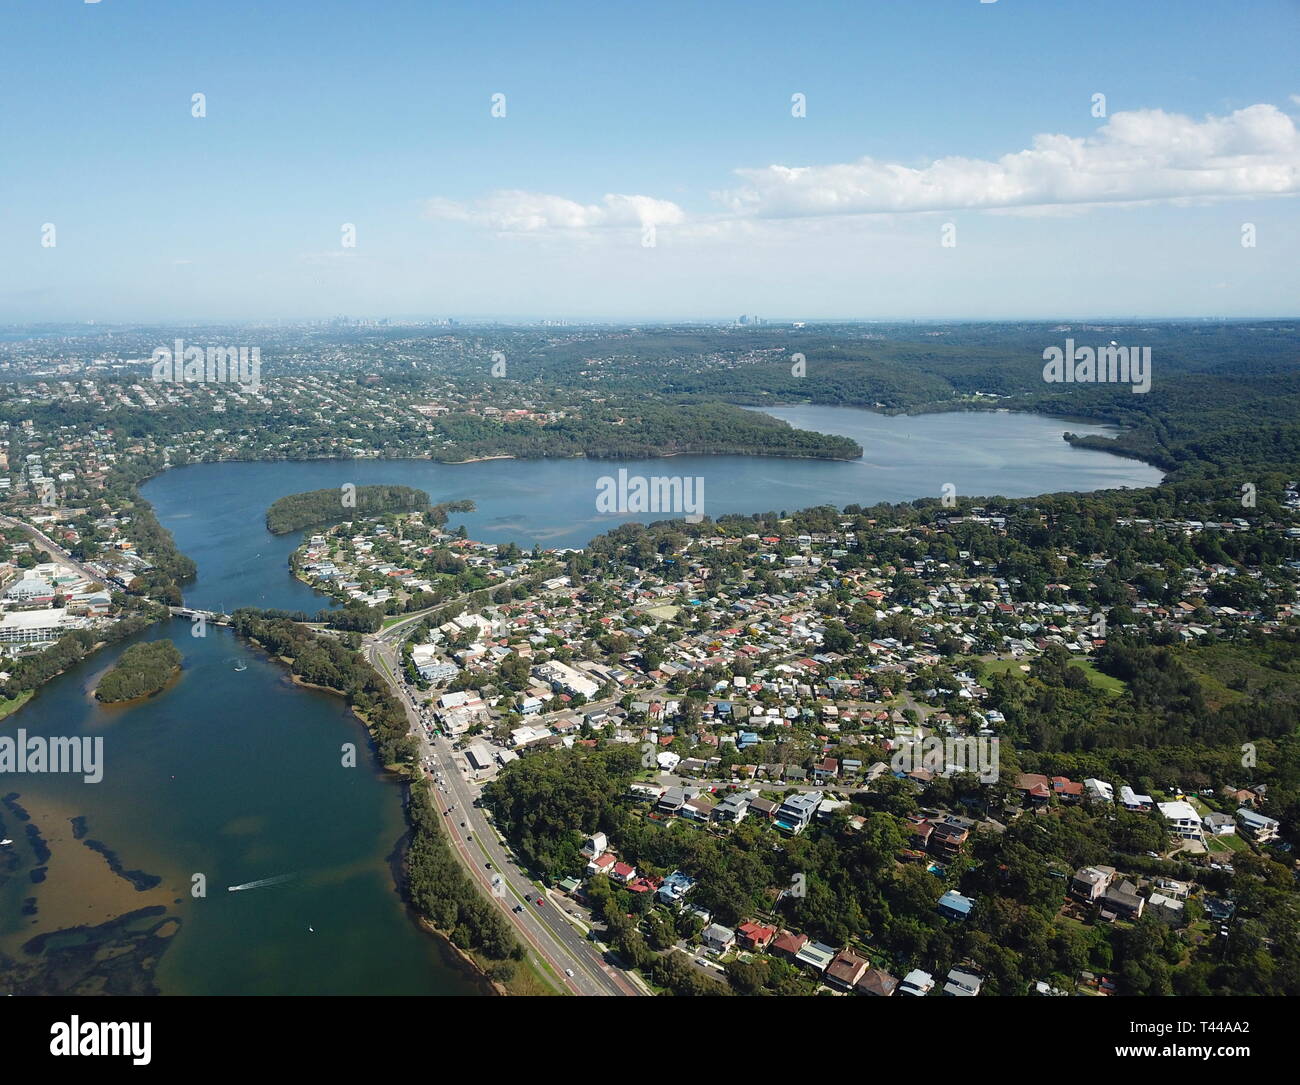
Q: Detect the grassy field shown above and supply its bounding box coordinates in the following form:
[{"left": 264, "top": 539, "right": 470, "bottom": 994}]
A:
[
  {"left": 977, "top": 657, "right": 1032, "bottom": 678},
  {"left": 1068, "top": 659, "right": 1127, "bottom": 695},
  {"left": 0, "top": 689, "right": 34, "bottom": 720},
  {"left": 977, "top": 656, "right": 1126, "bottom": 695},
  {"left": 1180, "top": 640, "right": 1300, "bottom": 711}
]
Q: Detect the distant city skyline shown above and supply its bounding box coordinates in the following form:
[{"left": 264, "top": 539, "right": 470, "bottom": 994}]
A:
[{"left": 2, "top": 0, "right": 1297, "bottom": 322}]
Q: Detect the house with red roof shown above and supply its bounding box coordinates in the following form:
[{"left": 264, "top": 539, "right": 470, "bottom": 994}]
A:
[
  {"left": 771, "top": 930, "right": 808, "bottom": 962},
  {"left": 586, "top": 853, "right": 616, "bottom": 878},
  {"left": 737, "top": 921, "right": 777, "bottom": 950}
]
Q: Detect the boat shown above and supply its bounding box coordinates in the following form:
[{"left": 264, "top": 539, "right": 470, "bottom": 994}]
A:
[
  {"left": 0, "top": 839, "right": 12, "bottom": 847},
  {"left": 234, "top": 661, "right": 247, "bottom": 672},
  {"left": 308, "top": 926, "right": 315, "bottom": 933}
]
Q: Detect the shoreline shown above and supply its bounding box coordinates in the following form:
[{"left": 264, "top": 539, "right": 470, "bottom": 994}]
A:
[
  {"left": 127, "top": 399, "right": 1171, "bottom": 488},
  {"left": 241, "top": 635, "right": 503, "bottom": 995}
]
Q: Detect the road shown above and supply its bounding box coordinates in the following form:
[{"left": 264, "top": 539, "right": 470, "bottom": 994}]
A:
[
  {"left": 363, "top": 630, "right": 645, "bottom": 997},
  {"left": 0, "top": 514, "right": 111, "bottom": 585}
]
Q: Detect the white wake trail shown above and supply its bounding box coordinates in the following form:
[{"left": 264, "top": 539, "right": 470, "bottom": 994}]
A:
[{"left": 227, "top": 872, "right": 298, "bottom": 892}]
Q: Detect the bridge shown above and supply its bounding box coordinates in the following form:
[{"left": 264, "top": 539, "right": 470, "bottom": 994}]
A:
[{"left": 168, "top": 606, "right": 233, "bottom": 626}]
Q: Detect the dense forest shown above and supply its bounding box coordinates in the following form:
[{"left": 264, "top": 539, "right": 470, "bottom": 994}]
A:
[
  {"left": 94, "top": 639, "right": 182, "bottom": 703},
  {"left": 433, "top": 401, "right": 861, "bottom": 462}
]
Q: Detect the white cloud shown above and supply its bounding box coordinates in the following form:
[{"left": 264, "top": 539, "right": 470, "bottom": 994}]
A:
[
  {"left": 423, "top": 190, "right": 685, "bottom": 233},
  {"left": 422, "top": 103, "right": 1300, "bottom": 242},
  {"left": 716, "top": 104, "right": 1300, "bottom": 218}
]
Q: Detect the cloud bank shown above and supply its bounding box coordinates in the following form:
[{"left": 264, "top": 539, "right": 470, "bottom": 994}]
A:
[{"left": 426, "top": 103, "right": 1300, "bottom": 236}]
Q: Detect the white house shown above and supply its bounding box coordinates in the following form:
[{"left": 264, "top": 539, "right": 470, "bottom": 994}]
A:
[{"left": 1158, "top": 801, "right": 1204, "bottom": 842}]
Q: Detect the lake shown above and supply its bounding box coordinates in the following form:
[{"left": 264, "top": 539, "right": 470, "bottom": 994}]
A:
[{"left": 141, "top": 407, "right": 1161, "bottom": 614}]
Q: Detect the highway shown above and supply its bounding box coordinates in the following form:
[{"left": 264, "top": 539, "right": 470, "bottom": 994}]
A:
[
  {"left": 0, "top": 514, "right": 111, "bottom": 585},
  {"left": 363, "top": 628, "right": 645, "bottom": 997}
]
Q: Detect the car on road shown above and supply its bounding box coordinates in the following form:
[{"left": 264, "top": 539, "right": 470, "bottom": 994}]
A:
[
  {"left": 564, "top": 969, "right": 574, "bottom": 978},
  {"left": 513, "top": 905, "right": 523, "bottom": 913},
  {"left": 485, "top": 862, "right": 492, "bottom": 869},
  {"left": 535, "top": 897, "right": 545, "bottom": 907}
]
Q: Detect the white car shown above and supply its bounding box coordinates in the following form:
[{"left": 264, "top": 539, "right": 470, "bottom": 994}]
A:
[{"left": 565, "top": 969, "right": 575, "bottom": 978}]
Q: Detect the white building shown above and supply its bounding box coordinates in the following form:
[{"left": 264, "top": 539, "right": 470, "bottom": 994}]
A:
[
  {"left": 0, "top": 609, "right": 75, "bottom": 645},
  {"left": 532, "top": 660, "right": 599, "bottom": 700},
  {"left": 1158, "top": 801, "right": 1204, "bottom": 842}
]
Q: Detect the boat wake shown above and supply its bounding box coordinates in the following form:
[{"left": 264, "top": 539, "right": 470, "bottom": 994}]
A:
[{"left": 227, "top": 872, "right": 297, "bottom": 892}]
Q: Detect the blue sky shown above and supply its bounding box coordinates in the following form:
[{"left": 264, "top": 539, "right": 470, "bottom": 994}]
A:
[{"left": 2, "top": 0, "right": 1297, "bottom": 322}]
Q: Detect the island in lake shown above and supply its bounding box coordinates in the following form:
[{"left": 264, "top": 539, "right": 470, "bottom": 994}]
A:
[
  {"left": 94, "top": 640, "right": 182, "bottom": 704},
  {"left": 266, "top": 485, "right": 475, "bottom": 535}
]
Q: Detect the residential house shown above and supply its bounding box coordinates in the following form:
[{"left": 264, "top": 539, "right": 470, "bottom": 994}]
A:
[
  {"left": 771, "top": 930, "right": 808, "bottom": 962},
  {"left": 736, "top": 921, "right": 777, "bottom": 951},
  {"left": 928, "top": 819, "right": 970, "bottom": 860},
  {"left": 657, "top": 871, "right": 696, "bottom": 905},
  {"left": 937, "top": 890, "right": 975, "bottom": 921},
  {"left": 855, "top": 967, "right": 899, "bottom": 997},
  {"left": 898, "top": 969, "right": 935, "bottom": 996},
  {"left": 1158, "top": 801, "right": 1204, "bottom": 843},
  {"left": 794, "top": 941, "right": 837, "bottom": 974},
  {"left": 1052, "top": 777, "right": 1084, "bottom": 803},
  {"left": 1236, "top": 808, "right": 1280, "bottom": 843},
  {"left": 1070, "top": 865, "right": 1116, "bottom": 903},
  {"left": 825, "top": 949, "right": 870, "bottom": 991},
  {"left": 1016, "top": 773, "right": 1052, "bottom": 806},
  {"left": 943, "top": 967, "right": 983, "bottom": 997},
  {"left": 1121, "top": 785, "right": 1155, "bottom": 812},
  {"left": 774, "top": 791, "right": 823, "bottom": 835},
  {"left": 656, "top": 786, "right": 688, "bottom": 815},
  {"left": 586, "top": 853, "right": 617, "bottom": 878},
  {"left": 701, "top": 923, "right": 736, "bottom": 954},
  {"left": 1202, "top": 812, "right": 1236, "bottom": 837},
  {"left": 1100, "top": 879, "right": 1146, "bottom": 921}
]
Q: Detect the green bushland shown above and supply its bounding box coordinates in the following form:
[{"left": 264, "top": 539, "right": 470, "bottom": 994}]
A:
[
  {"left": 266, "top": 485, "right": 436, "bottom": 534},
  {"left": 95, "top": 639, "right": 182, "bottom": 703}
]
